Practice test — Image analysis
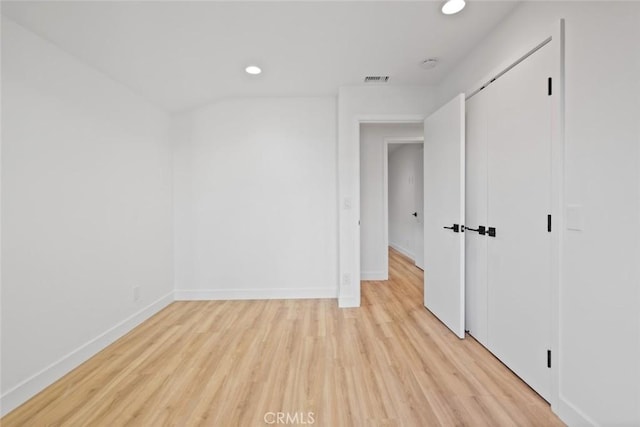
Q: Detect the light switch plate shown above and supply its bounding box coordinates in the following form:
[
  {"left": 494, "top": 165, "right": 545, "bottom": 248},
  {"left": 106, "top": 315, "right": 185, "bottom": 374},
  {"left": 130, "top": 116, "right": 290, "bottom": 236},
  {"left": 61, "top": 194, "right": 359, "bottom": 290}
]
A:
[
  {"left": 343, "top": 197, "right": 352, "bottom": 210},
  {"left": 566, "top": 204, "right": 583, "bottom": 231}
]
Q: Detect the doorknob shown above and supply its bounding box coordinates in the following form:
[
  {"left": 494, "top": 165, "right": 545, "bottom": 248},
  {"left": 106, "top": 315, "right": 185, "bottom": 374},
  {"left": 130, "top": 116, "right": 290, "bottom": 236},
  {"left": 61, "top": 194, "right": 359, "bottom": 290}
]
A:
[
  {"left": 443, "top": 224, "right": 460, "bottom": 233},
  {"left": 412, "top": 212, "right": 418, "bottom": 217},
  {"left": 466, "top": 225, "right": 486, "bottom": 235}
]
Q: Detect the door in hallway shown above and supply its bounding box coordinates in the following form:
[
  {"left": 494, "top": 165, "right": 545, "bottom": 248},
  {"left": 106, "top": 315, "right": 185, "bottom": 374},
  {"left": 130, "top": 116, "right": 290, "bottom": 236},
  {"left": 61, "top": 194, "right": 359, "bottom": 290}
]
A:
[{"left": 413, "top": 145, "right": 425, "bottom": 270}]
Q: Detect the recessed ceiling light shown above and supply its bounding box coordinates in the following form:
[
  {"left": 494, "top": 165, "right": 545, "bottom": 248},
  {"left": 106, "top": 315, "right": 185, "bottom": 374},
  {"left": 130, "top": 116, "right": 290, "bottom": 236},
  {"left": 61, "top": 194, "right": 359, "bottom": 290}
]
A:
[
  {"left": 442, "top": 0, "right": 466, "bottom": 15},
  {"left": 245, "top": 65, "right": 262, "bottom": 75}
]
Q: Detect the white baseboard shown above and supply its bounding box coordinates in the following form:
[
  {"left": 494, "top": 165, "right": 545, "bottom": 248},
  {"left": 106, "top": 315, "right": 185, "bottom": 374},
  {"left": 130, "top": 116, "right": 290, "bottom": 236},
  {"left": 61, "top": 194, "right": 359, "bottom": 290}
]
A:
[
  {"left": 555, "top": 395, "right": 598, "bottom": 427},
  {"left": 174, "top": 287, "right": 338, "bottom": 301},
  {"left": 361, "top": 270, "right": 388, "bottom": 281},
  {"left": 388, "top": 243, "right": 415, "bottom": 261},
  {"left": 0, "top": 291, "right": 174, "bottom": 417}
]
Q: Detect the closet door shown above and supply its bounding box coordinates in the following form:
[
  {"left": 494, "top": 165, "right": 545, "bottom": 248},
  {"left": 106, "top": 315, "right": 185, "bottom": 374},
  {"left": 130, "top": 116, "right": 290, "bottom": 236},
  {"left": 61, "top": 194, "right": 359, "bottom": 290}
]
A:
[
  {"left": 423, "top": 94, "right": 466, "bottom": 339},
  {"left": 487, "top": 44, "right": 553, "bottom": 400},
  {"left": 465, "top": 90, "right": 489, "bottom": 346}
]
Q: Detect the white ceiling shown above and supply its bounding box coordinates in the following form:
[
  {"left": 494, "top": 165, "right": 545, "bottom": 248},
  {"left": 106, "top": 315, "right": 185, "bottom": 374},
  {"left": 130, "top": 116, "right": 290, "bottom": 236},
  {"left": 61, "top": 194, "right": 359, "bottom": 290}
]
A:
[{"left": 1, "top": 1, "right": 521, "bottom": 112}]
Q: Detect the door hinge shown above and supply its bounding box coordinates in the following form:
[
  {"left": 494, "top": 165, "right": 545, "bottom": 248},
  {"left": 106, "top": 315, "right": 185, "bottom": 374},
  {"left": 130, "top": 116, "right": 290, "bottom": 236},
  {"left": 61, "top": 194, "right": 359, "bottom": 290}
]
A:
[
  {"left": 548, "top": 77, "right": 552, "bottom": 96},
  {"left": 547, "top": 214, "right": 552, "bottom": 232},
  {"left": 547, "top": 350, "right": 552, "bottom": 368}
]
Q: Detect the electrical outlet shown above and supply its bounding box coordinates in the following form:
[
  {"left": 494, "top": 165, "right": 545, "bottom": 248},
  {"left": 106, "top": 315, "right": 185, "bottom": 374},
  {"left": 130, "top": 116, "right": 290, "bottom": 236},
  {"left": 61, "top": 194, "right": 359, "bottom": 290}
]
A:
[
  {"left": 133, "top": 286, "right": 141, "bottom": 303},
  {"left": 341, "top": 273, "right": 351, "bottom": 286}
]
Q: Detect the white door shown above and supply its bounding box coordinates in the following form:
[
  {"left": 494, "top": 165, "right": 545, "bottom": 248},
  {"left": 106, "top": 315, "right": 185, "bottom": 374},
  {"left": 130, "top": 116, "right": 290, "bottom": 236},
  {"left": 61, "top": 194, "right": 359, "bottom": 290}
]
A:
[
  {"left": 423, "top": 94, "right": 466, "bottom": 339},
  {"left": 487, "top": 44, "right": 553, "bottom": 400},
  {"left": 464, "top": 90, "right": 489, "bottom": 346},
  {"left": 414, "top": 146, "right": 425, "bottom": 270}
]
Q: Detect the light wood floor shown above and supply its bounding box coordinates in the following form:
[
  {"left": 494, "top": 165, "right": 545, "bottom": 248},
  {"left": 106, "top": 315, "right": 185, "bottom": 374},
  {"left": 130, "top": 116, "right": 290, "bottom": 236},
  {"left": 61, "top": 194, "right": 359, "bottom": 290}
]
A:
[{"left": 3, "top": 248, "right": 564, "bottom": 426}]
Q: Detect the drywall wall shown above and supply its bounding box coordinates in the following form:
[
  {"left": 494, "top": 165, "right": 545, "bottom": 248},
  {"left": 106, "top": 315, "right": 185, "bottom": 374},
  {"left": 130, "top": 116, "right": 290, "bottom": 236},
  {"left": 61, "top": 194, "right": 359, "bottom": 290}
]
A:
[
  {"left": 172, "top": 97, "right": 338, "bottom": 300},
  {"left": 360, "top": 125, "right": 423, "bottom": 280},
  {"left": 438, "top": 2, "right": 640, "bottom": 425},
  {"left": 388, "top": 143, "right": 423, "bottom": 261},
  {"left": 1, "top": 17, "right": 173, "bottom": 415},
  {"left": 338, "top": 86, "right": 436, "bottom": 307}
]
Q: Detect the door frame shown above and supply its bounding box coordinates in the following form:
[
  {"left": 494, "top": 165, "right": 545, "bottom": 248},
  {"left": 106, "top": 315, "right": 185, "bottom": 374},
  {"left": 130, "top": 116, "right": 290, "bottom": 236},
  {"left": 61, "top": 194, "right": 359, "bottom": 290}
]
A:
[
  {"left": 354, "top": 115, "right": 424, "bottom": 305},
  {"left": 383, "top": 137, "right": 424, "bottom": 275}
]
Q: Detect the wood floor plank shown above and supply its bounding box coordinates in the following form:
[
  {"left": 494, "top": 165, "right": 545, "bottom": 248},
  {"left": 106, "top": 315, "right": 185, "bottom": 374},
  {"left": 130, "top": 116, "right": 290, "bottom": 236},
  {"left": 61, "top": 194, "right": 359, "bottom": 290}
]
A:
[{"left": 2, "top": 248, "right": 565, "bottom": 426}]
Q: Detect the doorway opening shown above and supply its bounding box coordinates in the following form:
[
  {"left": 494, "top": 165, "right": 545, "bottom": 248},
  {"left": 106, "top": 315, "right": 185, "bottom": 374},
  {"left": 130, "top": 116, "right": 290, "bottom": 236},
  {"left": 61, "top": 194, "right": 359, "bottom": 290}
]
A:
[
  {"left": 385, "top": 139, "right": 425, "bottom": 272},
  {"left": 359, "top": 123, "right": 423, "bottom": 291}
]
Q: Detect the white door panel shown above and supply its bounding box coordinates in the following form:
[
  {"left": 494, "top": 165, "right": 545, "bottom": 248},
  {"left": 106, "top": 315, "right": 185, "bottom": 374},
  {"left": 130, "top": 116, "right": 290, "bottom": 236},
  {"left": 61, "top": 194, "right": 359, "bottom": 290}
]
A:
[
  {"left": 423, "top": 94, "right": 465, "bottom": 339},
  {"left": 415, "top": 147, "right": 425, "bottom": 270},
  {"left": 487, "top": 44, "right": 553, "bottom": 400},
  {"left": 465, "top": 91, "right": 489, "bottom": 346}
]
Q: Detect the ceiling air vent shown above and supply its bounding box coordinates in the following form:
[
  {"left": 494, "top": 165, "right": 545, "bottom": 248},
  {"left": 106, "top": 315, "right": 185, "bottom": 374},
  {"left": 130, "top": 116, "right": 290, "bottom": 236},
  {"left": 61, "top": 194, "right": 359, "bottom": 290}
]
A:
[{"left": 364, "top": 76, "right": 390, "bottom": 83}]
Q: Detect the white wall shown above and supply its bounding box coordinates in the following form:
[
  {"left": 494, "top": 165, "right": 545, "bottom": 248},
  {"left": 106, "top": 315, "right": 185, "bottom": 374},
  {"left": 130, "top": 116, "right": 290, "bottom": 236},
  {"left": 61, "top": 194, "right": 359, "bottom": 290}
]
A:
[
  {"left": 172, "top": 97, "right": 338, "bottom": 300},
  {"left": 388, "top": 143, "right": 423, "bottom": 261},
  {"left": 360, "top": 124, "right": 423, "bottom": 279},
  {"left": 438, "top": 2, "right": 640, "bottom": 425},
  {"left": 1, "top": 17, "right": 174, "bottom": 415},
  {"left": 338, "top": 86, "right": 436, "bottom": 306}
]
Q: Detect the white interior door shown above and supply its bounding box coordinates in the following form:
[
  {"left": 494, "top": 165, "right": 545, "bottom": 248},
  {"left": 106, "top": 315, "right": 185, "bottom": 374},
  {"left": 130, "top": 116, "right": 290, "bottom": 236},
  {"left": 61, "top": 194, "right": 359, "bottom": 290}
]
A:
[
  {"left": 487, "top": 44, "right": 553, "bottom": 400},
  {"left": 423, "top": 94, "right": 465, "bottom": 339},
  {"left": 465, "top": 90, "right": 489, "bottom": 346},
  {"left": 414, "top": 146, "right": 425, "bottom": 270}
]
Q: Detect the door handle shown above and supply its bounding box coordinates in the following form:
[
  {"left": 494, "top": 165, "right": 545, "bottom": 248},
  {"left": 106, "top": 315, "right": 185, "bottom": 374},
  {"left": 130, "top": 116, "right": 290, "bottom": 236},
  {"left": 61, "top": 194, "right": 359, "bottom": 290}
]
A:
[
  {"left": 466, "top": 225, "right": 486, "bottom": 235},
  {"left": 412, "top": 212, "right": 418, "bottom": 217},
  {"left": 443, "top": 224, "right": 460, "bottom": 233},
  {"left": 487, "top": 227, "right": 496, "bottom": 237}
]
